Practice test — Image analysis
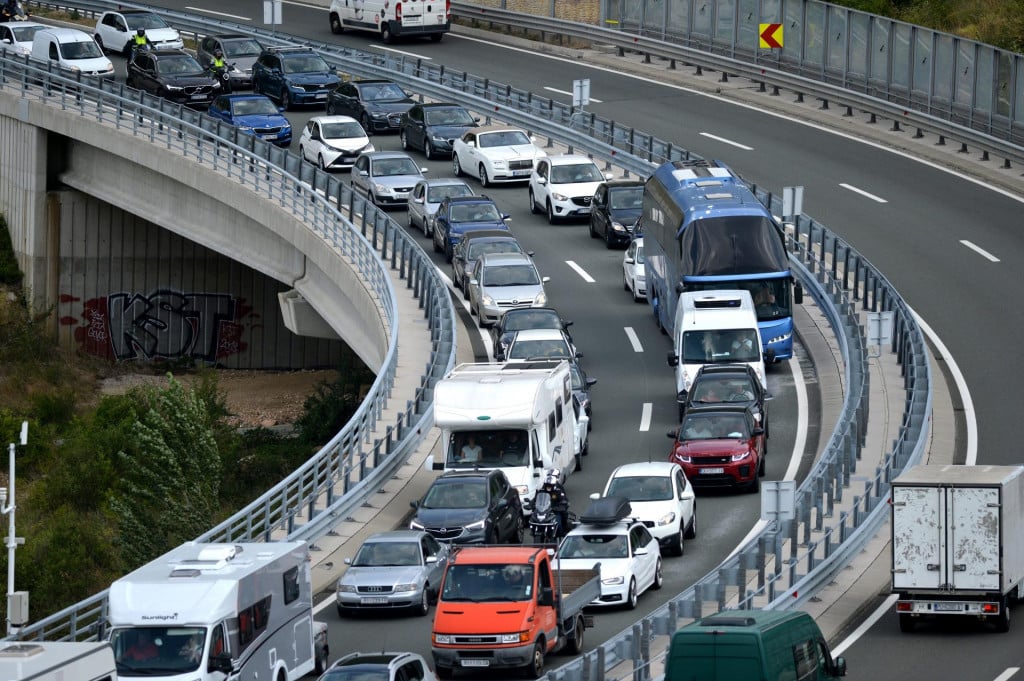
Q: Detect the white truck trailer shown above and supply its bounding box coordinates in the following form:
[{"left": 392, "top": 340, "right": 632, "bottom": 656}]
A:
[
  {"left": 430, "top": 361, "right": 579, "bottom": 510},
  {"left": 107, "top": 541, "right": 328, "bottom": 680},
  {"left": 892, "top": 464, "right": 1024, "bottom": 632},
  {"left": 0, "top": 641, "right": 116, "bottom": 681}
]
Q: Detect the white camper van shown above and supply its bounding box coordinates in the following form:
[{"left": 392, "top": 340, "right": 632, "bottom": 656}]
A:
[
  {"left": 667, "top": 290, "right": 770, "bottom": 418},
  {"left": 30, "top": 27, "right": 114, "bottom": 80},
  {"left": 0, "top": 642, "right": 116, "bottom": 681},
  {"left": 107, "top": 541, "right": 327, "bottom": 681},
  {"left": 328, "top": 0, "right": 450, "bottom": 43},
  {"left": 430, "top": 361, "right": 579, "bottom": 510}
]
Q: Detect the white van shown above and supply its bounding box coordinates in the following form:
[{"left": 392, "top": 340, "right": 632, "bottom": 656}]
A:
[
  {"left": 30, "top": 27, "right": 114, "bottom": 80},
  {"left": 667, "top": 290, "right": 770, "bottom": 417},
  {"left": 328, "top": 0, "right": 450, "bottom": 43}
]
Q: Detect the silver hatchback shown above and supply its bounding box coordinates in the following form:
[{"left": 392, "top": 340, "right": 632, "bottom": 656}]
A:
[
  {"left": 351, "top": 151, "right": 427, "bottom": 208},
  {"left": 336, "top": 530, "right": 450, "bottom": 617},
  {"left": 407, "top": 178, "right": 474, "bottom": 236},
  {"left": 468, "top": 252, "right": 549, "bottom": 327}
]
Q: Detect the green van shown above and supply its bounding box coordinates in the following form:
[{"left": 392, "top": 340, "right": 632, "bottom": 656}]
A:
[{"left": 664, "top": 610, "right": 847, "bottom": 681}]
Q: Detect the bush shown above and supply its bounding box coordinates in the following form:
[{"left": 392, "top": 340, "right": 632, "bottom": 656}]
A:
[
  {"left": 294, "top": 356, "right": 374, "bottom": 445},
  {"left": 218, "top": 428, "right": 318, "bottom": 511}
]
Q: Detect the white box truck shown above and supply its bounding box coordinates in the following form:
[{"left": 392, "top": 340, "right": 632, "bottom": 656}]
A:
[
  {"left": 107, "top": 541, "right": 329, "bottom": 680},
  {"left": 666, "top": 289, "right": 769, "bottom": 420},
  {"left": 429, "top": 361, "right": 579, "bottom": 510},
  {"left": 0, "top": 641, "right": 116, "bottom": 681},
  {"left": 892, "top": 464, "right": 1024, "bottom": 633}
]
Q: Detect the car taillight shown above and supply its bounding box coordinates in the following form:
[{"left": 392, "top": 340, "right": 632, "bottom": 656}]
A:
[
  {"left": 396, "top": 1, "right": 402, "bottom": 19},
  {"left": 445, "top": 0, "right": 450, "bottom": 17}
]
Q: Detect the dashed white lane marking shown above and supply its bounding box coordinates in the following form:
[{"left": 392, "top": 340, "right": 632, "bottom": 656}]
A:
[{"left": 839, "top": 182, "right": 888, "bottom": 203}]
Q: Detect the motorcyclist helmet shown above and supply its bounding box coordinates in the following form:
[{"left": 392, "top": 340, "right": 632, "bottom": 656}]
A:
[
  {"left": 214, "top": 48, "right": 224, "bottom": 58},
  {"left": 137, "top": 28, "right": 146, "bottom": 36},
  {"left": 543, "top": 468, "right": 560, "bottom": 486}
]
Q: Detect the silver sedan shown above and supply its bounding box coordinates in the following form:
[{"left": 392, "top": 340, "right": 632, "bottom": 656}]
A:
[
  {"left": 336, "top": 530, "right": 450, "bottom": 617},
  {"left": 407, "top": 178, "right": 474, "bottom": 237}
]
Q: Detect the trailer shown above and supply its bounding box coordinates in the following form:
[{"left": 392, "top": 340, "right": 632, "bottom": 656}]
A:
[
  {"left": 0, "top": 642, "right": 116, "bottom": 681},
  {"left": 892, "top": 464, "right": 1024, "bottom": 632}
]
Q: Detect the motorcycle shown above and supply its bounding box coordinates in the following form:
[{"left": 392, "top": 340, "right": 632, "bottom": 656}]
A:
[
  {"left": 208, "top": 62, "right": 235, "bottom": 94},
  {"left": 525, "top": 491, "right": 575, "bottom": 545},
  {"left": 1, "top": 0, "right": 29, "bottom": 21}
]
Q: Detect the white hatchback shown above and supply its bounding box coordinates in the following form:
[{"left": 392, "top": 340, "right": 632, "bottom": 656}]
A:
[
  {"left": 528, "top": 154, "right": 612, "bottom": 224},
  {"left": 595, "top": 461, "right": 696, "bottom": 556},
  {"left": 299, "top": 116, "right": 373, "bottom": 172},
  {"left": 0, "top": 21, "right": 46, "bottom": 57},
  {"left": 452, "top": 125, "right": 546, "bottom": 187},
  {"left": 94, "top": 9, "right": 182, "bottom": 55},
  {"left": 623, "top": 237, "right": 646, "bottom": 302}
]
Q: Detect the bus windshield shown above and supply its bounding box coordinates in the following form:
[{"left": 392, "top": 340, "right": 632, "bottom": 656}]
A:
[{"left": 687, "top": 279, "right": 790, "bottom": 322}]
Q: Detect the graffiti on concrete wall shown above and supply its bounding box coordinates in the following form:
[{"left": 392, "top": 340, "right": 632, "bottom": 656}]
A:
[{"left": 60, "top": 289, "right": 256, "bottom": 362}]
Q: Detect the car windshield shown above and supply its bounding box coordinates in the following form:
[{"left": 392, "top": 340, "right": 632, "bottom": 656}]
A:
[
  {"left": 12, "top": 25, "right": 43, "bottom": 42},
  {"left": 609, "top": 187, "right": 643, "bottom": 209},
  {"left": 551, "top": 163, "right": 604, "bottom": 184},
  {"left": 508, "top": 340, "right": 569, "bottom": 361},
  {"left": 504, "top": 310, "right": 560, "bottom": 332},
  {"left": 320, "top": 665, "right": 390, "bottom": 681},
  {"left": 282, "top": 54, "right": 330, "bottom": 73},
  {"left": 484, "top": 264, "right": 539, "bottom": 287},
  {"left": 62, "top": 40, "right": 102, "bottom": 59},
  {"left": 691, "top": 376, "right": 756, "bottom": 404},
  {"left": 156, "top": 55, "right": 202, "bottom": 76},
  {"left": 421, "top": 481, "right": 487, "bottom": 509},
  {"left": 110, "top": 626, "right": 207, "bottom": 675},
  {"left": 321, "top": 121, "right": 365, "bottom": 139},
  {"left": 446, "top": 429, "right": 529, "bottom": 467},
  {"left": 426, "top": 108, "right": 475, "bottom": 126},
  {"left": 222, "top": 38, "right": 262, "bottom": 57},
  {"left": 373, "top": 158, "right": 420, "bottom": 176},
  {"left": 352, "top": 541, "right": 421, "bottom": 567},
  {"left": 680, "top": 413, "right": 748, "bottom": 440},
  {"left": 606, "top": 476, "right": 672, "bottom": 502},
  {"left": 468, "top": 241, "right": 522, "bottom": 260},
  {"left": 427, "top": 184, "right": 473, "bottom": 203},
  {"left": 232, "top": 98, "right": 278, "bottom": 116},
  {"left": 450, "top": 203, "right": 501, "bottom": 222},
  {"left": 125, "top": 13, "right": 169, "bottom": 30},
  {"left": 478, "top": 130, "right": 530, "bottom": 148},
  {"left": 359, "top": 82, "right": 407, "bottom": 101},
  {"left": 682, "top": 329, "right": 761, "bottom": 363},
  {"left": 559, "top": 534, "right": 628, "bottom": 559},
  {"left": 441, "top": 564, "right": 535, "bottom": 602}
]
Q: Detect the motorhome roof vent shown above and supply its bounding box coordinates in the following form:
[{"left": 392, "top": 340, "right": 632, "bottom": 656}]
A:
[
  {"left": 169, "top": 568, "right": 203, "bottom": 578},
  {"left": 197, "top": 545, "right": 241, "bottom": 563},
  {"left": 693, "top": 297, "right": 742, "bottom": 309},
  {"left": 0, "top": 643, "right": 44, "bottom": 658},
  {"left": 704, "top": 192, "right": 735, "bottom": 200},
  {"left": 479, "top": 376, "right": 503, "bottom": 384}
]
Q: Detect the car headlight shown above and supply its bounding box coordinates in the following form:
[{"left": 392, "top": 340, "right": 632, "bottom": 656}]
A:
[
  {"left": 767, "top": 332, "right": 791, "bottom": 344},
  {"left": 337, "top": 583, "right": 357, "bottom": 593},
  {"left": 551, "top": 192, "right": 568, "bottom": 201},
  {"left": 434, "top": 634, "right": 452, "bottom": 644},
  {"left": 492, "top": 159, "right": 507, "bottom": 168},
  {"left": 410, "top": 519, "right": 424, "bottom": 530},
  {"left": 611, "top": 221, "right": 626, "bottom": 232},
  {"left": 370, "top": 111, "right": 388, "bottom": 119},
  {"left": 731, "top": 451, "right": 752, "bottom": 462},
  {"left": 373, "top": 183, "right": 392, "bottom": 194},
  {"left": 430, "top": 134, "right": 449, "bottom": 143},
  {"left": 534, "top": 291, "right": 547, "bottom": 306},
  {"left": 602, "top": 576, "right": 624, "bottom": 585},
  {"left": 657, "top": 512, "right": 677, "bottom": 526},
  {"left": 68, "top": 65, "right": 81, "bottom": 73},
  {"left": 362, "top": 143, "right": 376, "bottom": 153},
  {"left": 165, "top": 84, "right": 183, "bottom": 92},
  {"left": 482, "top": 294, "right": 495, "bottom": 307},
  {"left": 673, "top": 453, "right": 692, "bottom": 463},
  {"left": 393, "top": 583, "right": 417, "bottom": 593},
  {"left": 464, "top": 519, "right": 487, "bottom": 531},
  {"left": 500, "top": 632, "right": 530, "bottom": 644},
  {"left": 514, "top": 485, "right": 530, "bottom": 496},
  {"left": 102, "top": 64, "right": 114, "bottom": 73},
  {"left": 291, "top": 83, "right": 306, "bottom": 92}
]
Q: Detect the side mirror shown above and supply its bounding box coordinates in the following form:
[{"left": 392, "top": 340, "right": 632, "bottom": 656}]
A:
[
  {"left": 532, "top": 468, "right": 541, "bottom": 478},
  {"left": 413, "top": 196, "right": 424, "bottom": 204},
  {"left": 426, "top": 555, "right": 438, "bottom": 564},
  {"left": 527, "top": 250, "right": 535, "bottom": 257},
  {"left": 752, "top": 427, "right": 765, "bottom": 436},
  {"left": 466, "top": 140, "right": 477, "bottom": 148},
  {"left": 589, "top": 492, "right": 600, "bottom": 500},
  {"left": 473, "top": 117, "right": 481, "bottom": 123},
  {"left": 834, "top": 657, "right": 847, "bottom": 676},
  {"left": 625, "top": 257, "right": 634, "bottom": 264},
  {"left": 343, "top": 557, "right": 353, "bottom": 565},
  {"left": 667, "top": 430, "right": 678, "bottom": 439},
  {"left": 604, "top": 173, "right": 613, "bottom": 180},
  {"left": 575, "top": 352, "right": 583, "bottom": 359},
  {"left": 469, "top": 278, "right": 478, "bottom": 286},
  {"left": 586, "top": 378, "right": 597, "bottom": 387},
  {"left": 209, "top": 652, "right": 233, "bottom": 674},
  {"left": 794, "top": 281, "right": 804, "bottom": 304},
  {"left": 278, "top": 106, "right": 287, "bottom": 113},
  {"left": 537, "top": 177, "right": 548, "bottom": 185},
  {"left": 538, "top": 586, "right": 554, "bottom": 606},
  {"left": 667, "top": 352, "right": 679, "bottom": 367},
  {"left": 409, "top": 500, "right": 419, "bottom": 509},
  {"left": 421, "top": 167, "right": 429, "bottom": 173},
  {"left": 635, "top": 547, "right": 648, "bottom": 556},
  {"left": 501, "top": 214, "right": 511, "bottom": 221},
  {"left": 542, "top": 276, "right": 551, "bottom": 283},
  {"left": 563, "top": 320, "right": 574, "bottom": 328}
]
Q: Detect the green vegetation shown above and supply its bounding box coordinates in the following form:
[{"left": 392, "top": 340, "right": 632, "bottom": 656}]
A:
[{"left": 0, "top": 216, "right": 374, "bottom": 623}]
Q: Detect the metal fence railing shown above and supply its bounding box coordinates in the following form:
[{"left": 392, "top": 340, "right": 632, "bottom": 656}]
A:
[{"left": 3, "top": 8, "right": 932, "bottom": 677}]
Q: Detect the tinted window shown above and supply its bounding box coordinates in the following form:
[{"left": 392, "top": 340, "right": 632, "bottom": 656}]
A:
[
  {"left": 282, "top": 54, "right": 330, "bottom": 73},
  {"left": 478, "top": 130, "right": 530, "bottom": 148},
  {"left": 283, "top": 566, "right": 300, "bottom": 604},
  {"left": 223, "top": 38, "right": 262, "bottom": 57},
  {"left": 427, "top": 183, "right": 473, "bottom": 203},
  {"left": 425, "top": 107, "right": 475, "bottom": 126},
  {"left": 422, "top": 480, "right": 487, "bottom": 509},
  {"left": 551, "top": 163, "right": 603, "bottom": 184}
]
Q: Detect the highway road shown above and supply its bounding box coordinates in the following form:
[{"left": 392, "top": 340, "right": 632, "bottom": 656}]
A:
[{"left": 92, "top": 2, "right": 1024, "bottom": 678}]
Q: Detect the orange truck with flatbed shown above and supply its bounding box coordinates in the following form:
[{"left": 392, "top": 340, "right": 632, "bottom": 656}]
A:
[{"left": 430, "top": 545, "right": 600, "bottom": 678}]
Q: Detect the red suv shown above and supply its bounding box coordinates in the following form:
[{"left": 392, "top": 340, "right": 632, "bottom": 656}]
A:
[{"left": 667, "top": 404, "right": 765, "bottom": 493}]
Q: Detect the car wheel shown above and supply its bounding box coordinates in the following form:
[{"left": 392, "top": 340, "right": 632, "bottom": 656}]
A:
[
  {"left": 589, "top": 218, "right": 597, "bottom": 238},
  {"left": 478, "top": 163, "right": 490, "bottom": 187},
  {"left": 486, "top": 527, "right": 498, "bottom": 545},
  {"left": 381, "top": 24, "right": 394, "bottom": 43},
  {"left": 606, "top": 229, "right": 616, "bottom": 249},
  {"left": 525, "top": 641, "right": 544, "bottom": 679},
  {"left": 758, "top": 451, "right": 766, "bottom": 477},
  {"left": 469, "top": 298, "right": 477, "bottom": 316},
  {"left": 413, "top": 588, "right": 430, "bottom": 617},
  {"left": 684, "top": 506, "right": 697, "bottom": 539},
  {"left": 408, "top": 211, "right": 417, "bottom": 231},
  {"left": 368, "top": 192, "right": 379, "bottom": 207},
  {"left": 668, "top": 527, "right": 684, "bottom": 557},
  {"left": 298, "top": 145, "right": 306, "bottom": 161},
  {"left": 898, "top": 614, "right": 915, "bottom": 633},
  {"left": 330, "top": 12, "right": 344, "bottom": 33},
  {"left": 280, "top": 88, "right": 292, "bottom": 110},
  {"left": 528, "top": 188, "right": 539, "bottom": 214},
  {"left": 400, "top": 129, "right": 411, "bottom": 151},
  {"left": 336, "top": 603, "right": 347, "bottom": 618},
  {"left": 567, "top": 616, "right": 585, "bottom": 655},
  {"left": 314, "top": 643, "right": 329, "bottom": 674},
  {"left": 623, "top": 272, "right": 630, "bottom": 291},
  {"left": 433, "top": 233, "right": 442, "bottom": 253},
  {"left": 652, "top": 559, "right": 664, "bottom": 590},
  {"left": 95, "top": 35, "right": 106, "bottom": 53},
  {"left": 746, "top": 474, "right": 760, "bottom": 494},
  {"left": 633, "top": 281, "right": 643, "bottom": 303},
  {"left": 463, "top": 283, "right": 470, "bottom": 301},
  {"left": 546, "top": 201, "right": 556, "bottom": 224},
  {"left": 445, "top": 242, "right": 453, "bottom": 264},
  {"left": 430, "top": 32, "right": 444, "bottom": 42},
  {"left": 626, "top": 578, "right": 638, "bottom": 610},
  {"left": 436, "top": 666, "right": 453, "bottom": 680},
  {"left": 424, "top": 141, "right": 435, "bottom": 160},
  {"left": 326, "top": 101, "right": 336, "bottom": 115},
  {"left": 452, "top": 154, "right": 463, "bottom": 176}
]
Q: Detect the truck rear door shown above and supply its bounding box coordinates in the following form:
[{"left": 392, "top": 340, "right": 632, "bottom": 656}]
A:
[
  {"left": 948, "top": 485, "right": 1001, "bottom": 591},
  {"left": 892, "top": 485, "right": 943, "bottom": 590}
]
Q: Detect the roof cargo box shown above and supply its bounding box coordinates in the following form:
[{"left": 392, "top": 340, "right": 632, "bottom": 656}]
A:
[{"left": 580, "top": 496, "right": 631, "bottom": 525}]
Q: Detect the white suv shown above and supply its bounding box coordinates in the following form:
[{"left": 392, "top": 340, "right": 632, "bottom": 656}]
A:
[{"left": 528, "top": 154, "right": 611, "bottom": 224}]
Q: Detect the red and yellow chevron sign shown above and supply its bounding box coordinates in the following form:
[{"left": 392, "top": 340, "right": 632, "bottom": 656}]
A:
[{"left": 759, "top": 23, "right": 783, "bottom": 49}]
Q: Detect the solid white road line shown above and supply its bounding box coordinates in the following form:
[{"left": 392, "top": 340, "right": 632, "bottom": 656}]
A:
[
  {"left": 960, "top": 239, "right": 1001, "bottom": 262},
  {"left": 699, "top": 131, "right": 754, "bottom": 151},
  {"left": 565, "top": 260, "right": 596, "bottom": 283},
  {"left": 377, "top": 47, "right": 433, "bottom": 60},
  {"left": 313, "top": 594, "right": 334, "bottom": 615},
  {"left": 185, "top": 6, "right": 251, "bottom": 20},
  {"left": 839, "top": 183, "right": 888, "bottom": 203},
  {"left": 831, "top": 594, "right": 897, "bottom": 657},
  {"left": 436, "top": 268, "right": 494, "bottom": 359},
  {"left": 624, "top": 326, "right": 643, "bottom": 353},
  {"left": 993, "top": 668, "right": 1021, "bottom": 681},
  {"left": 543, "top": 86, "right": 603, "bottom": 103},
  {"left": 639, "top": 402, "right": 652, "bottom": 431}
]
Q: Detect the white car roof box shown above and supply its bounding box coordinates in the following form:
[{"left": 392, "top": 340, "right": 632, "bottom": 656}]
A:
[{"left": 580, "top": 496, "right": 631, "bottom": 526}]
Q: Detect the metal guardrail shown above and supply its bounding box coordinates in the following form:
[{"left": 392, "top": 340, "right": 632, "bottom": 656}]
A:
[{"left": 5, "top": 5, "right": 931, "bottom": 672}]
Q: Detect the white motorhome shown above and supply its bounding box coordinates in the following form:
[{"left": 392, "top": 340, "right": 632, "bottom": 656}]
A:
[
  {"left": 666, "top": 290, "right": 769, "bottom": 418},
  {"left": 0, "top": 641, "right": 116, "bottom": 681},
  {"left": 107, "top": 541, "right": 325, "bottom": 681},
  {"left": 430, "top": 361, "right": 579, "bottom": 510},
  {"left": 328, "top": 0, "right": 450, "bottom": 43}
]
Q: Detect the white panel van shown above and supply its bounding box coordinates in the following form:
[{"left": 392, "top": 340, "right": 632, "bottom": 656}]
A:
[
  {"left": 30, "top": 27, "right": 114, "bottom": 80},
  {"left": 328, "top": 0, "right": 450, "bottom": 43}
]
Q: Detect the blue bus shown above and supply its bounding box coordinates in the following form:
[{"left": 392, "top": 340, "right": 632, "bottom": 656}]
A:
[{"left": 641, "top": 160, "right": 802, "bottom": 361}]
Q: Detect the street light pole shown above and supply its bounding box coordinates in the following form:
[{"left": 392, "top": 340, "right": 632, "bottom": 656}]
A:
[{"left": 1, "top": 421, "right": 28, "bottom": 637}]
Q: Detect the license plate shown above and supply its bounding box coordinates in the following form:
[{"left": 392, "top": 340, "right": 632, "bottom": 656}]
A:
[
  {"left": 360, "top": 597, "right": 388, "bottom": 605},
  {"left": 461, "top": 660, "right": 490, "bottom": 668},
  {"left": 511, "top": 169, "right": 531, "bottom": 176},
  {"left": 316, "top": 93, "right": 327, "bottom": 100},
  {"left": 701, "top": 467, "right": 725, "bottom": 475},
  {"left": 190, "top": 94, "right": 207, "bottom": 101},
  {"left": 933, "top": 602, "right": 962, "bottom": 612},
  {"left": 263, "top": 133, "right": 278, "bottom": 140}
]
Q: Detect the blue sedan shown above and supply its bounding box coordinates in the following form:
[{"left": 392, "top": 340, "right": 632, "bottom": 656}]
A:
[{"left": 206, "top": 94, "right": 292, "bottom": 147}]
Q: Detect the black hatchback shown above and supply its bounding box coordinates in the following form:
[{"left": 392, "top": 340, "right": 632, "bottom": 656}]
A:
[
  {"left": 126, "top": 49, "right": 220, "bottom": 108},
  {"left": 589, "top": 180, "right": 645, "bottom": 248},
  {"left": 490, "top": 307, "right": 573, "bottom": 362},
  {"left": 409, "top": 469, "right": 523, "bottom": 545},
  {"left": 400, "top": 102, "right": 480, "bottom": 159},
  {"left": 681, "top": 363, "right": 771, "bottom": 431}
]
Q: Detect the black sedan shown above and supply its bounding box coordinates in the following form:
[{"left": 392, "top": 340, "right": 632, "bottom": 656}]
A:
[
  {"left": 126, "top": 49, "right": 221, "bottom": 108},
  {"left": 327, "top": 79, "right": 415, "bottom": 134},
  {"left": 589, "top": 179, "right": 645, "bottom": 248},
  {"left": 400, "top": 102, "right": 480, "bottom": 159},
  {"left": 681, "top": 363, "right": 771, "bottom": 431},
  {"left": 490, "top": 307, "right": 574, "bottom": 361}
]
